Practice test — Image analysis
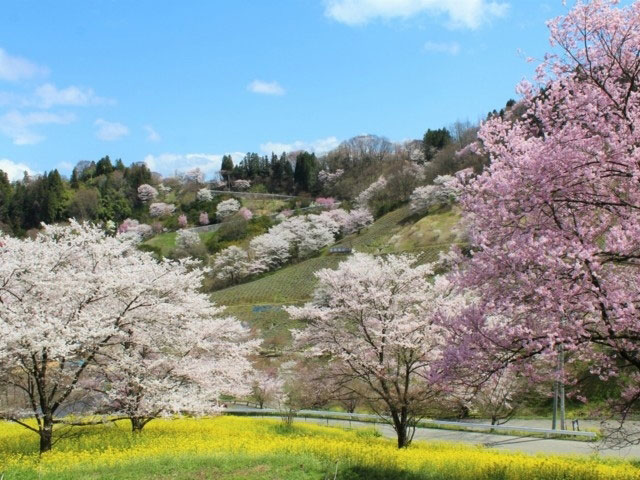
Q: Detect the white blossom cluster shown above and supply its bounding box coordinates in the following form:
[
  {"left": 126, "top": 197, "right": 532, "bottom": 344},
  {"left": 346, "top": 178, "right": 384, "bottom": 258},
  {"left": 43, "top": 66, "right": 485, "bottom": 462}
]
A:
[
  {"left": 409, "top": 175, "right": 459, "bottom": 214},
  {"left": 355, "top": 175, "right": 387, "bottom": 208},
  {"left": 176, "top": 229, "right": 201, "bottom": 249},
  {"left": 216, "top": 198, "right": 241, "bottom": 220},
  {"left": 149, "top": 202, "right": 177, "bottom": 217},
  {"left": 212, "top": 207, "right": 373, "bottom": 284},
  {"left": 0, "top": 221, "right": 257, "bottom": 442},
  {"left": 197, "top": 188, "right": 213, "bottom": 202},
  {"left": 137, "top": 184, "right": 158, "bottom": 203},
  {"left": 233, "top": 179, "right": 251, "bottom": 191},
  {"left": 317, "top": 169, "right": 344, "bottom": 185}
]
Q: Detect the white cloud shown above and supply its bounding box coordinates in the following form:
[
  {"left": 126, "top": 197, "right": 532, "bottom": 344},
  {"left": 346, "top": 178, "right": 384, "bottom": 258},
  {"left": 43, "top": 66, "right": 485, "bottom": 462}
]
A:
[
  {"left": 325, "top": 0, "right": 509, "bottom": 29},
  {"left": 260, "top": 136, "right": 340, "bottom": 155},
  {"left": 35, "top": 83, "right": 114, "bottom": 108},
  {"left": 57, "top": 161, "right": 74, "bottom": 173},
  {"left": 0, "top": 158, "right": 36, "bottom": 181},
  {"left": 0, "top": 83, "right": 114, "bottom": 109},
  {"left": 424, "top": 40, "right": 460, "bottom": 55},
  {"left": 144, "top": 125, "right": 161, "bottom": 142},
  {"left": 94, "top": 119, "right": 129, "bottom": 141},
  {"left": 0, "top": 110, "right": 75, "bottom": 145},
  {"left": 0, "top": 48, "right": 48, "bottom": 82},
  {"left": 247, "top": 80, "right": 285, "bottom": 96},
  {"left": 143, "top": 152, "right": 245, "bottom": 177}
]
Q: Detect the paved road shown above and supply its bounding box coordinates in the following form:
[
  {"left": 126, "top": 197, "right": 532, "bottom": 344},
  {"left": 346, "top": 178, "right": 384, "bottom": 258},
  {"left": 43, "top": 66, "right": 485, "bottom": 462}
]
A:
[{"left": 229, "top": 409, "right": 640, "bottom": 459}]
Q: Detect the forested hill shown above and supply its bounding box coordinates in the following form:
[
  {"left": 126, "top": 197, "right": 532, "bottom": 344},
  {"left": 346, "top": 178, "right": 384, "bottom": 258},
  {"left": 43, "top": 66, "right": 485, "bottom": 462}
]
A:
[{"left": 0, "top": 100, "right": 518, "bottom": 237}]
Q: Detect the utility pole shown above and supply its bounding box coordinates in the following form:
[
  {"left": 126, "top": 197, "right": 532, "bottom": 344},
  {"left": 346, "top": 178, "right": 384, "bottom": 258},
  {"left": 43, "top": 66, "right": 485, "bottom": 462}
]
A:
[
  {"left": 551, "top": 344, "right": 566, "bottom": 430},
  {"left": 559, "top": 345, "right": 566, "bottom": 430}
]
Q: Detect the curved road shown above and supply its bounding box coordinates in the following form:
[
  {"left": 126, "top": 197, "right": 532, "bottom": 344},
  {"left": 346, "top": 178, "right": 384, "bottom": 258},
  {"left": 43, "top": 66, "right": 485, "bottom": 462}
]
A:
[{"left": 227, "top": 407, "right": 640, "bottom": 459}]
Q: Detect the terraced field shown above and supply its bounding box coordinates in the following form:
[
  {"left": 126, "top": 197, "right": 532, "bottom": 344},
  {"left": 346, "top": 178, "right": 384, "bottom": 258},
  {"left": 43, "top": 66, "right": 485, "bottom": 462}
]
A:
[{"left": 212, "top": 206, "right": 464, "bottom": 350}]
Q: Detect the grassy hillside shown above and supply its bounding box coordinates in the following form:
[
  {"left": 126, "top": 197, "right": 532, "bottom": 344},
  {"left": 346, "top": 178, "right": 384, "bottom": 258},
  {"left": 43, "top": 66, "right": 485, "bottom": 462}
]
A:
[
  {"left": 212, "top": 205, "right": 463, "bottom": 353},
  {"left": 143, "top": 230, "right": 218, "bottom": 257}
]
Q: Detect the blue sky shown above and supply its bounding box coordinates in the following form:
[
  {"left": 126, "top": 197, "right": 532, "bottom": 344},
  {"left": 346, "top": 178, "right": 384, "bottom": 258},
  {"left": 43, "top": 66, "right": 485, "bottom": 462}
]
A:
[{"left": 0, "top": 1, "right": 573, "bottom": 180}]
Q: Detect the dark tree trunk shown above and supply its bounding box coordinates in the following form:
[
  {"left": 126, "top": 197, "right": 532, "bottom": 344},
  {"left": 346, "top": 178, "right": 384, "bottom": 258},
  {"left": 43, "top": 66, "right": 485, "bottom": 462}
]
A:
[
  {"left": 390, "top": 409, "right": 411, "bottom": 448},
  {"left": 130, "top": 417, "right": 147, "bottom": 433},
  {"left": 39, "top": 418, "right": 53, "bottom": 453},
  {"left": 396, "top": 425, "right": 409, "bottom": 448}
]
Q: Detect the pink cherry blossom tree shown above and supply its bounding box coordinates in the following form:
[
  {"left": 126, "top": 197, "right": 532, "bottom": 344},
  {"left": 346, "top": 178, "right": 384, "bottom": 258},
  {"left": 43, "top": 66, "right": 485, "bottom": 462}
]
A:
[
  {"left": 178, "top": 214, "right": 188, "bottom": 228},
  {"left": 199, "top": 211, "right": 209, "bottom": 225},
  {"left": 117, "top": 218, "right": 153, "bottom": 240},
  {"left": 238, "top": 207, "right": 253, "bottom": 220},
  {"left": 313, "top": 197, "right": 337, "bottom": 209},
  {"left": 0, "top": 221, "right": 255, "bottom": 451},
  {"left": 454, "top": 0, "right": 640, "bottom": 441},
  {"left": 288, "top": 253, "right": 465, "bottom": 448}
]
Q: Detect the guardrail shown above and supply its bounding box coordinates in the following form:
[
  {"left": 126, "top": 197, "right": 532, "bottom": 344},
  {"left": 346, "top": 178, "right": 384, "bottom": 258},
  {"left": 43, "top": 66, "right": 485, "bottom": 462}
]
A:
[
  {"left": 225, "top": 407, "right": 597, "bottom": 438},
  {"left": 430, "top": 420, "right": 596, "bottom": 438}
]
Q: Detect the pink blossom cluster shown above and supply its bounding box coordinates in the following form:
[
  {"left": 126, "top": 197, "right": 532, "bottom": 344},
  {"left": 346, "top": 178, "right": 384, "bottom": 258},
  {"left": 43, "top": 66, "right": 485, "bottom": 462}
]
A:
[
  {"left": 313, "top": 197, "right": 337, "bottom": 209},
  {"left": 238, "top": 207, "right": 253, "bottom": 220},
  {"left": 117, "top": 218, "right": 153, "bottom": 240},
  {"left": 448, "top": 0, "right": 640, "bottom": 436}
]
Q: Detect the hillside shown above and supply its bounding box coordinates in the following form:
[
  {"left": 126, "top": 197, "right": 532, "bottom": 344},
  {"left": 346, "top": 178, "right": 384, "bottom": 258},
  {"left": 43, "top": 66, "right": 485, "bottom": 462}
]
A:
[{"left": 211, "top": 205, "right": 463, "bottom": 354}]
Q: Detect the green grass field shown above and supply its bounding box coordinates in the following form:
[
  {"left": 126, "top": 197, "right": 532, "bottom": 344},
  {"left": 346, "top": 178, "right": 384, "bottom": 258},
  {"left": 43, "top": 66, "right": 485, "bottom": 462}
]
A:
[{"left": 143, "top": 231, "right": 217, "bottom": 256}]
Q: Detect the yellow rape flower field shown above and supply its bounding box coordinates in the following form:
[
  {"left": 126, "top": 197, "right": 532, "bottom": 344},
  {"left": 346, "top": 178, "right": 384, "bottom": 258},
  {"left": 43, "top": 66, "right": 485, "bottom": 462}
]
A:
[{"left": 1, "top": 416, "right": 639, "bottom": 479}]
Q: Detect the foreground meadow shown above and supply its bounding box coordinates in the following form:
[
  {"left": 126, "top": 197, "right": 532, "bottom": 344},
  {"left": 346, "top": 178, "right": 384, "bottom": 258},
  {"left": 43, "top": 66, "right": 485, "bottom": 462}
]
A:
[{"left": 1, "top": 417, "right": 639, "bottom": 480}]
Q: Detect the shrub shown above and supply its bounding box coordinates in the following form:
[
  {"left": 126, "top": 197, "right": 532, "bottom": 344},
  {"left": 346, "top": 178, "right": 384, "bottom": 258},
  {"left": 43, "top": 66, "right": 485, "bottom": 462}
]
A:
[
  {"left": 205, "top": 233, "right": 222, "bottom": 254},
  {"left": 218, "top": 216, "right": 248, "bottom": 242}
]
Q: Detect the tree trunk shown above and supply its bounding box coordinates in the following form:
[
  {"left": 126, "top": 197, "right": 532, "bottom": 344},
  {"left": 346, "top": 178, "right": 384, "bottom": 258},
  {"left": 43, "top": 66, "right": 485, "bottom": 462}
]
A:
[
  {"left": 39, "top": 416, "right": 54, "bottom": 453},
  {"left": 390, "top": 410, "right": 411, "bottom": 448},
  {"left": 395, "top": 422, "right": 408, "bottom": 448},
  {"left": 130, "top": 417, "right": 147, "bottom": 433}
]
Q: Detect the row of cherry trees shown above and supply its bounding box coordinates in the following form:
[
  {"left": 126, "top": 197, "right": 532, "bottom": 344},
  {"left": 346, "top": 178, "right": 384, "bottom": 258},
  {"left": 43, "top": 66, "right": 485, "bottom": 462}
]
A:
[
  {"left": 0, "top": 222, "right": 257, "bottom": 453},
  {"left": 211, "top": 205, "right": 373, "bottom": 286}
]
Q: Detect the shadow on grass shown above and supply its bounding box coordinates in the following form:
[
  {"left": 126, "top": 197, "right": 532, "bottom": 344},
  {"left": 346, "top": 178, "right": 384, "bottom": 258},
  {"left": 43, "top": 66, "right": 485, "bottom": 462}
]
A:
[{"left": 338, "top": 465, "right": 433, "bottom": 480}]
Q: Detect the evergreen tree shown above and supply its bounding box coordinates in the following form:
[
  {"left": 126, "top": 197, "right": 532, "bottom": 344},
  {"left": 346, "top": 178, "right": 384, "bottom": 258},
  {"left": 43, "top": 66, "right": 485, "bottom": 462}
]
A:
[
  {"left": 422, "top": 128, "right": 451, "bottom": 161},
  {"left": 293, "top": 152, "right": 317, "bottom": 193},
  {"left": 70, "top": 168, "right": 80, "bottom": 189},
  {"left": 221, "top": 154, "right": 234, "bottom": 181},
  {"left": 44, "top": 170, "right": 65, "bottom": 223},
  {"left": 0, "top": 169, "right": 12, "bottom": 224},
  {"left": 96, "top": 156, "right": 114, "bottom": 176}
]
